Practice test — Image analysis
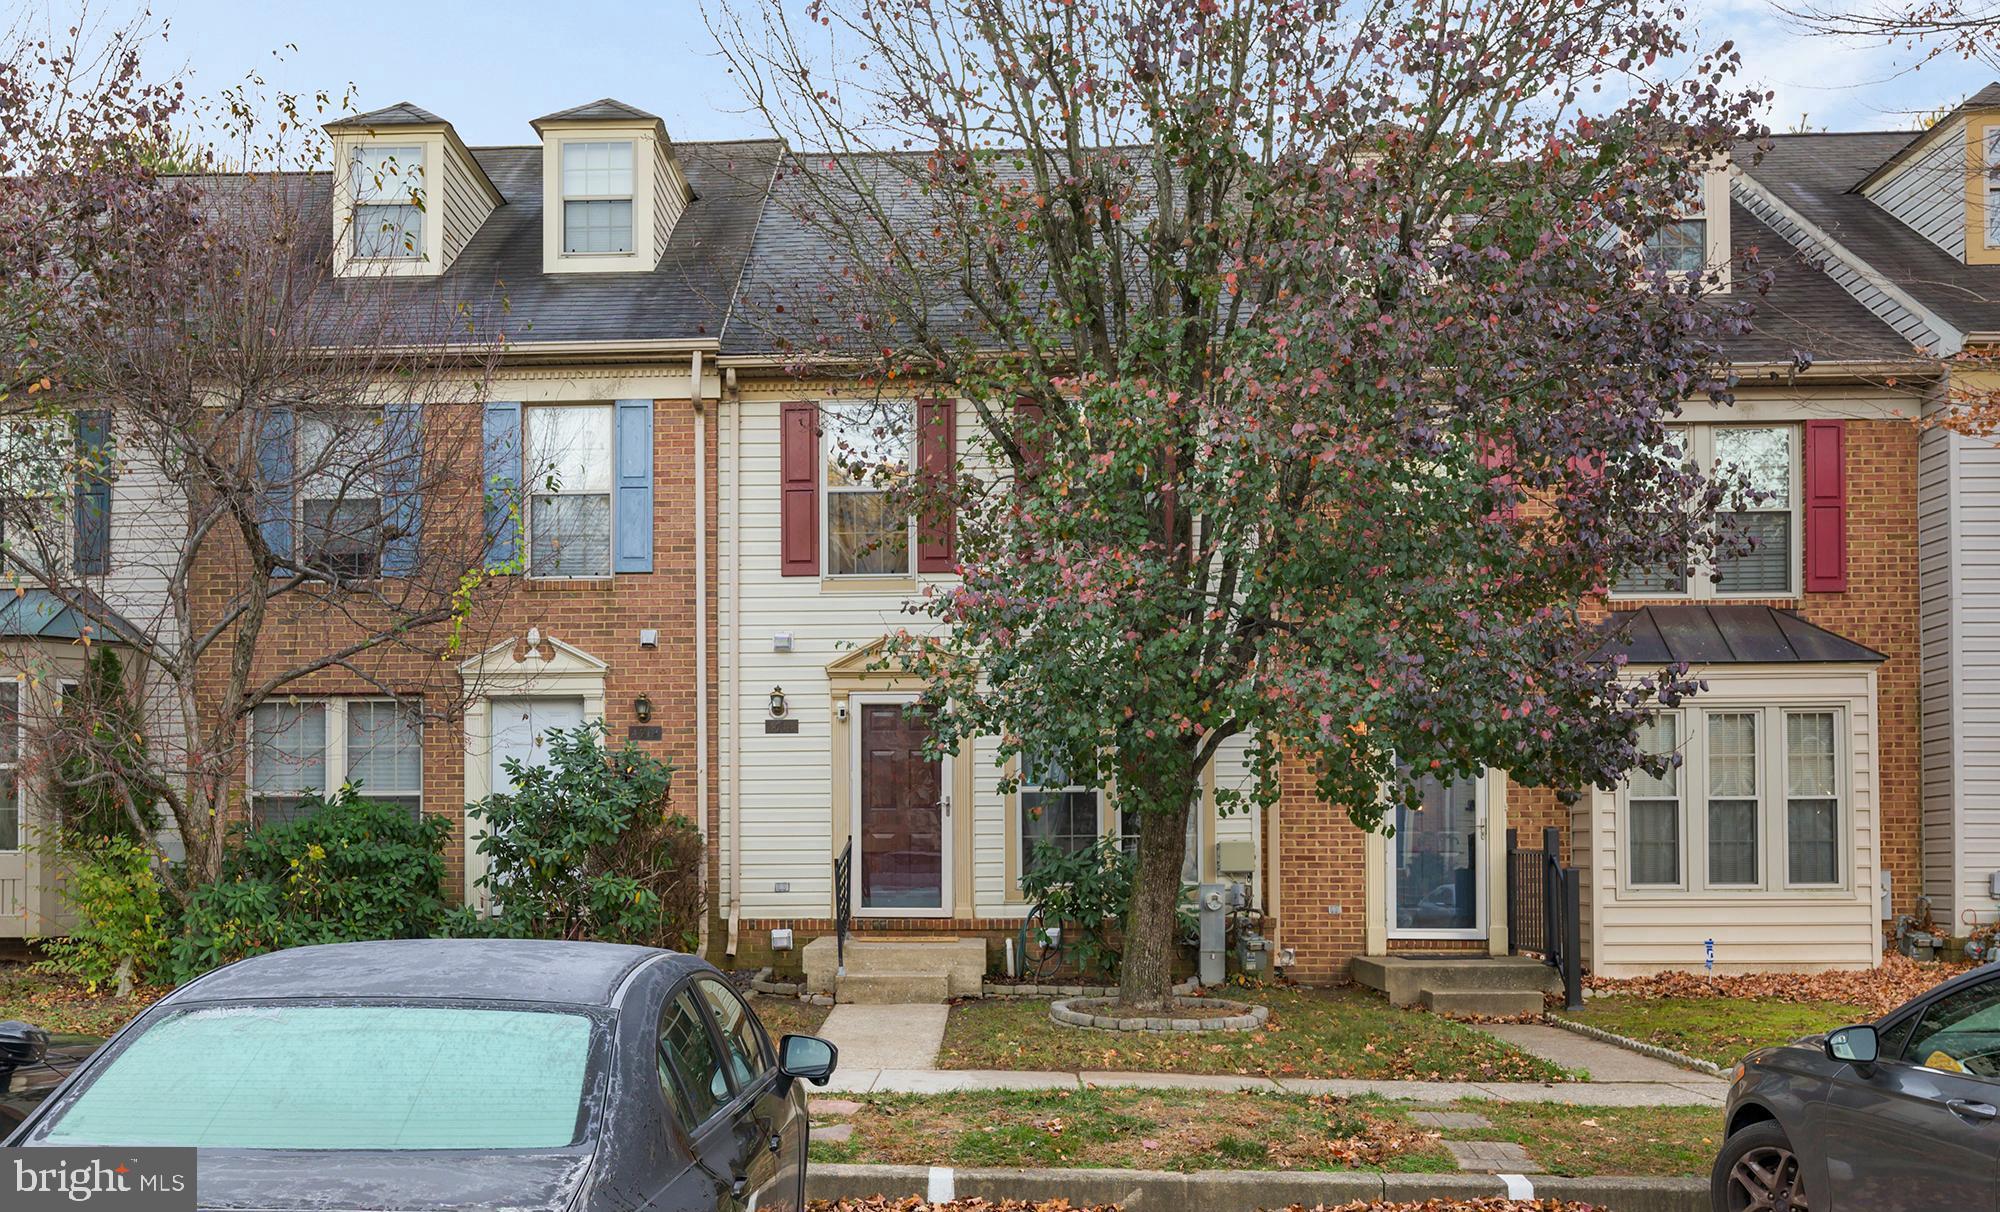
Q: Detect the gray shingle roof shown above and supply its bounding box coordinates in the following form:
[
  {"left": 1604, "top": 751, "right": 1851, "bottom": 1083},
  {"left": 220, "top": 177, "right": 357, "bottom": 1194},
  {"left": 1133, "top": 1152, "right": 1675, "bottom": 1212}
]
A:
[
  {"left": 325, "top": 102, "right": 446, "bottom": 130},
  {"left": 532, "top": 98, "right": 663, "bottom": 129},
  {"left": 1592, "top": 605, "right": 1886, "bottom": 665},
  {"left": 1738, "top": 129, "right": 2000, "bottom": 339},
  {"left": 1728, "top": 199, "right": 1922, "bottom": 364}
]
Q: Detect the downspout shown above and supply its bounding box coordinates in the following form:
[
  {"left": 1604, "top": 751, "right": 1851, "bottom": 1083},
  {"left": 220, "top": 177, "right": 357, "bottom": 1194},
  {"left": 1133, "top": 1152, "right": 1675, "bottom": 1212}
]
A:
[
  {"left": 692, "top": 349, "right": 711, "bottom": 962},
  {"left": 724, "top": 366, "right": 743, "bottom": 958}
]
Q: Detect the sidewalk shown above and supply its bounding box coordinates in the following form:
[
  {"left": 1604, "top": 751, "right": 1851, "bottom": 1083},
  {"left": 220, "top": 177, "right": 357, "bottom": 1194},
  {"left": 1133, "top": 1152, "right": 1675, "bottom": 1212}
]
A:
[{"left": 824, "top": 1066, "right": 1729, "bottom": 1104}]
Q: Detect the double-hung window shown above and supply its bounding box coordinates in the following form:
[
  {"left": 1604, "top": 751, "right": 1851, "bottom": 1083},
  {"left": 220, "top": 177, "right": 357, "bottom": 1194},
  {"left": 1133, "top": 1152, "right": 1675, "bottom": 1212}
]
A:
[
  {"left": 1986, "top": 129, "right": 2000, "bottom": 249},
  {"left": 561, "top": 141, "right": 635, "bottom": 254},
  {"left": 823, "top": 402, "right": 913, "bottom": 577},
  {"left": 0, "top": 416, "right": 72, "bottom": 574},
  {"left": 1611, "top": 424, "right": 1799, "bottom": 599},
  {"left": 1626, "top": 713, "right": 1683, "bottom": 887},
  {"left": 250, "top": 699, "right": 422, "bottom": 825},
  {"left": 350, "top": 145, "right": 425, "bottom": 260},
  {"left": 298, "top": 415, "right": 385, "bottom": 579},
  {"left": 1117, "top": 797, "right": 1204, "bottom": 885},
  {"left": 526, "top": 404, "right": 614, "bottom": 578},
  {"left": 1020, "top": 751, "right": 1102, "bottom": 865},
  {"left": 1640, "top": 169, "right": 1708, "bottom": 276},
  {"left": 1786, "top": 711, "right": 1841, "bottom": 885},
  {"left": 1705, "top": 712, "right": 1760, "bottom": 887}
]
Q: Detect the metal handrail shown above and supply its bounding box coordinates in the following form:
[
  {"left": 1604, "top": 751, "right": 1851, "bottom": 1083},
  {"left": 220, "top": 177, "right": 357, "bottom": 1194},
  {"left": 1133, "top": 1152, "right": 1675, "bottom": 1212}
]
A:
[{"left": 833, "top": 839, "right": 853, "bottom": 976}]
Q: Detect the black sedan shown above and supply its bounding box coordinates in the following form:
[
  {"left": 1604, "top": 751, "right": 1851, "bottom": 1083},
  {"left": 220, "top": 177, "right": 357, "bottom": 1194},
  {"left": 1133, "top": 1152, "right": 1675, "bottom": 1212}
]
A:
[
  {"left": 4, "top": 939, "right": 839, "bottom": 1212},
  {"left": 1715, "top": 961, "right": 2000, "bottom": 1211}
]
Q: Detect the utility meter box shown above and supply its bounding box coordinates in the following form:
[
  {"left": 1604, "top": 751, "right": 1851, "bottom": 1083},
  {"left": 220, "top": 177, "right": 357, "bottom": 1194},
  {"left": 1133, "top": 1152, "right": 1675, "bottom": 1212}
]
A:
[{"left": 1216, "top": 840, "right": 1256, "bottom": 877}]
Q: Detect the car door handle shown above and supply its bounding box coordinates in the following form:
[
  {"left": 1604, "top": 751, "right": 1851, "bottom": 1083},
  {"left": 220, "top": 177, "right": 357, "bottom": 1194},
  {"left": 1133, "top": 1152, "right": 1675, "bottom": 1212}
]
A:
[
  {"left": 730, "top": 1174, "right": 749, "bottom": 1199},
  {"left": 1948, "top": 1098, "right": 1999, "bottom": 1122}
]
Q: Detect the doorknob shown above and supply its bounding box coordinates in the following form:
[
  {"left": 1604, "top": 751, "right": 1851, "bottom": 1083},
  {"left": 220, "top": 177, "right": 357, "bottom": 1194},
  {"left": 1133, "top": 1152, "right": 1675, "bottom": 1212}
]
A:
[{"left": 1949, "top": 1098, "right": 1998, "bottom": 1122}]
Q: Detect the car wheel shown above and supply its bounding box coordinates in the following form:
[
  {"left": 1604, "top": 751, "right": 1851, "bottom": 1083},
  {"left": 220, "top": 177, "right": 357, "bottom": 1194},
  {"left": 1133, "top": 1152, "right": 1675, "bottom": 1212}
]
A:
[{"left": 1711, "top": 1119, "right": 1809, "bottom": 1211}]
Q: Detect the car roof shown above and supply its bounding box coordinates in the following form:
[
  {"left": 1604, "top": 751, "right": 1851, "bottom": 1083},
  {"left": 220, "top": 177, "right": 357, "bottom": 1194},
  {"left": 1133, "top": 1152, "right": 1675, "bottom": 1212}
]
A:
[{"left": 172, "top": 939, "right": 700, "bottom": 1007}]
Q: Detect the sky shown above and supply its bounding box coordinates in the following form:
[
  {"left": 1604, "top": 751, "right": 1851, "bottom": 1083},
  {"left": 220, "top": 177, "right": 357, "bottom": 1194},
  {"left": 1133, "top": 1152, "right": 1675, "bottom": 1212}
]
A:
[{"left": 39, "top": 0, "right": 2000, "bottom": 146}]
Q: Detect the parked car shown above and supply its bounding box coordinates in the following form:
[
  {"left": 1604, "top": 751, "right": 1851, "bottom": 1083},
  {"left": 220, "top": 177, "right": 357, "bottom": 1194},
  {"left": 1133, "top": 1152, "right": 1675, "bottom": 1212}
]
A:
[
  {"left": 1714, "top": 962, "right": 2000, "bottom": 1211},
  {"left": 0, "top": 1021, "right": 93, "bottom": 1132},
  {"left": 3, "top": 939, "right": 839, "bottom": 1212}
]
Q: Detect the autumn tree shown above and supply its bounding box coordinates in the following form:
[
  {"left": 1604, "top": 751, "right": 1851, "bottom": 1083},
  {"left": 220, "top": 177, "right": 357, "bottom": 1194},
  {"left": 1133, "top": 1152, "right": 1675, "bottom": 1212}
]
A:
[
  {"left": 714, "top": 0, "right": 1769, "bottom": 1009},
  {"left": 0, "top": 21, "right": 515, "bottom": 889}
]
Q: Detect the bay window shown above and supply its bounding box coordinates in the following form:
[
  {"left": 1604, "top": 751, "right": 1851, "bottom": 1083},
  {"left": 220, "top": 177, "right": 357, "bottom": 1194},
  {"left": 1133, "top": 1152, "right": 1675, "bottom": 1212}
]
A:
[
  {"left": 251, "top": 699, "right": 422, "bottom": 825},
  {"left": 823, "top": 402, "right": 912, "bottom": 577},
  {"left": 350, "top": 145, "right": 424, "bottom": 260},
  {"left": 526, "top": 404, "right": 614, "bottom": 578},
  {"left": 560, "top": 141, "right": 635, "bottom": 254},
  {"left": 1623, "top": 705, "right": 1845, "bottom": 891}
]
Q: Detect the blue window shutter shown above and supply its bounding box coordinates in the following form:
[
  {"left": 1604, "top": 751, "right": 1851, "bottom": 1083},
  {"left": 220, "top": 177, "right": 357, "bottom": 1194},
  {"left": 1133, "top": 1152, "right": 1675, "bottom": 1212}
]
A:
[
  {"left": 72, "top": 410, "right": 111, "bottom": 575},
  {"left": 483, "top": 401, "right": 523, "bottom": 570},
  {"left": 256, "top": 407, "right": 294, "bottom": 571},
  {"left": 381, "top": 403, "right": 422, "bottom": 577},
  {"left": 614, "top": 398, "right": 654, "bottom": 573}
]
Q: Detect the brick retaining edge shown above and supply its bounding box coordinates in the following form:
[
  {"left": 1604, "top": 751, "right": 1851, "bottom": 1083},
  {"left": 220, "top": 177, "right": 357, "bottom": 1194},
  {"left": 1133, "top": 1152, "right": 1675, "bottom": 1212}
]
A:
[{"left": 807, "top": 1162, "right": 1706, "bottom": 1211}]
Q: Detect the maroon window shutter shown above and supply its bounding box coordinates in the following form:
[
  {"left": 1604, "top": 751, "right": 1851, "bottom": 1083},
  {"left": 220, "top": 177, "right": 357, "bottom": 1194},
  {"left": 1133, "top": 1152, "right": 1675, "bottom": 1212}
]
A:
[
  {"left": 917, "top": 398, "right": 957, "bottom": 572},
  {"left": 1804, "top": 419, "right": 1848, "bottom": 593},
  {"left": 780, "top": 401, "right": 820, "bottom": 576}
]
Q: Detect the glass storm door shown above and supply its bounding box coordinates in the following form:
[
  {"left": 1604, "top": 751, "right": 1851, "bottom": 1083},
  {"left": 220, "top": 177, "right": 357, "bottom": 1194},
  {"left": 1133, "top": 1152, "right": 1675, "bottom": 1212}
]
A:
[
  {"left": 853, "top": 699, "right": 947, "bottom": 913},
  {"left": 1388, "top": 774, "right": 1486, "bottom": 939}
]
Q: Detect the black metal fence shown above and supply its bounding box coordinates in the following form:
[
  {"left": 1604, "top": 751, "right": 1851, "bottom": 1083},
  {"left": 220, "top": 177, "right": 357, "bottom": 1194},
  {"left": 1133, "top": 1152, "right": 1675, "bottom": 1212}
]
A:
[
  {"left": 1505, "top": 826, "right": 1584, "bottom": 1010},
  {"left": 833, "top": 840, "right": 853, "bottom": 973}
]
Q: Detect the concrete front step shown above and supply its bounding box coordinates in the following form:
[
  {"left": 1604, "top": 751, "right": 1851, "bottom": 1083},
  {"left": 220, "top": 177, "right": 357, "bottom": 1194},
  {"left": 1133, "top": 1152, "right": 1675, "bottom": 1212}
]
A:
[
  {"left": 1418, "top": 988, "right": 1546, "bottom": 1017},
  {"left": 1352, "top": 955, "right": 1561, "bottom": 1007},
  {"left": 832, "top": 971, "right": 953, "bottom": 1004},
  {"left": 801, "top": 935, "right": 987, "bottom": 1002}
]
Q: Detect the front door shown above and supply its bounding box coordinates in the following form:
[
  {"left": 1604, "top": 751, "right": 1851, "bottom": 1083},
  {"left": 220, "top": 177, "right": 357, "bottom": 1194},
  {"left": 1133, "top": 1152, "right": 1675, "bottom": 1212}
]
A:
[
  {"left": 490, "top": 697, "right": 586, "bottom": 792},
  {"left": 1388, "top": 773, "right": 1486, "bottom": 939},
  {"left": 852, "top": 698, "right": 947, "bottom": 915}
]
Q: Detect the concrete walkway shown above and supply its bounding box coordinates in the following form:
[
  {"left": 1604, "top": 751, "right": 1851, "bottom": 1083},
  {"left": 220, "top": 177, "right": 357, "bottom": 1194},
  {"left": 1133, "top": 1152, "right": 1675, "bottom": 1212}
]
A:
[
  {"left": 1477, "top": 1022, "right": 1710, "bottom": 1082},
  {"left": 818, "top": 1003, "right": 948, "bottom": 1072},
  {"left": 823, "top": 1066, "right": 1729, "bottom": 1104}
]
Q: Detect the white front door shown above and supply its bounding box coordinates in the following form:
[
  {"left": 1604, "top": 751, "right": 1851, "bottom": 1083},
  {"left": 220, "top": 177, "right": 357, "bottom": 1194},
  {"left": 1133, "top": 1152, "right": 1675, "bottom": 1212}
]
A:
[
  {"left": 1387, "top": 774, "right": 1488, "bottom": 940},
  {"left": 850, "top": 695, "right": 950, "bottom": 916},
  {"left": 490, "top": 697, "right": 587, "bottom": 793}
]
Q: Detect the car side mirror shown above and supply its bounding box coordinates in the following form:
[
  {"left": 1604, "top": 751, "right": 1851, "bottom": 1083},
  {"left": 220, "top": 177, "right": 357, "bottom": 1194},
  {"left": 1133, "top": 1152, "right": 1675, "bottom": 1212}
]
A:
[
  {"left": 778, "top": 1034, "right": 838, "bottom": 1087},
  {"left": 1826, "top": 1024, "right": 1879, "bottom": 1067},
  {"left": 0, "top": 1021, "right": 48, "bottom": 1068}
]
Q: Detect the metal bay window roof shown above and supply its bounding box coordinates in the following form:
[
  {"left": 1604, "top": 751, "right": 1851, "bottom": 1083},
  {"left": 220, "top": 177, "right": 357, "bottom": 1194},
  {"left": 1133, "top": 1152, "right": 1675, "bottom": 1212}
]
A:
[{"left": 1593, "top": 604, "right": 1886, "bottom": 665}]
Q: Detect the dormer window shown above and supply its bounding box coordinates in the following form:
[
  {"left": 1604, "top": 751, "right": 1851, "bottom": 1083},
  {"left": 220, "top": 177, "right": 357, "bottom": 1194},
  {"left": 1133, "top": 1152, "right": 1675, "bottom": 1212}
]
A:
[
  {"left": 532, "top": 99, "right": 694, "bottom": 275},
  {"left": 561, "top": 141, "right": 635, "bottom": 254},
  {"left": 350, "top": 145, "right": 425, "bottom": 260},
  {"left": 1639, "top": 167, "right": 1727, "bottom": 282},
  {"left": 1643, "top": 219, "right": 1707, "bottom": 275}
]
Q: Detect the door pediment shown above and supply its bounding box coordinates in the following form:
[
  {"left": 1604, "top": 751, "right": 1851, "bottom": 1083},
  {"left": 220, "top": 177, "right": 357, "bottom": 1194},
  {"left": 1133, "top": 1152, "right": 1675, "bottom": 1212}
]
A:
[
  {"left": 826, "top": 637, "right": 929, "bottom": 696},
  {"left": 460, "top": 634, "right": 609, "bottom": 693}
]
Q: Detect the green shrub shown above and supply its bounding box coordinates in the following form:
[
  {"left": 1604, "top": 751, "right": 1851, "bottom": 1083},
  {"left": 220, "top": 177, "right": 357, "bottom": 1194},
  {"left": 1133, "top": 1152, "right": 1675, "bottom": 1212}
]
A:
[
  {"left": 50, "top": 647, "right": 163, "bottom": 842},
  {"left": 468, "top": 722, "right": 701, "bottom": 949},
  {"left": 169, "top": 790, "right": 451, "bottom": 981},
  {"left": 39, "top": 833, "right": 171, "bottom": 995},
  {"left": 1020, "top": 835, "right": 1135, "bottom": 978}
]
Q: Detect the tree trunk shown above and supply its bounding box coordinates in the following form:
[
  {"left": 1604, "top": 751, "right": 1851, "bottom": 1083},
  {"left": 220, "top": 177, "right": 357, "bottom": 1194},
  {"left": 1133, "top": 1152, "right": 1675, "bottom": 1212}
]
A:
[{"left": 1117, "top": 770, "right": 1197, "bottom": 1013}]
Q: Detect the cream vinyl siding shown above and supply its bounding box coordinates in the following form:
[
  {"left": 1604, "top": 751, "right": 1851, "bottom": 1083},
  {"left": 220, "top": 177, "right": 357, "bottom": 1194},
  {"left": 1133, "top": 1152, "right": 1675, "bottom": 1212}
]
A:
[
  {"left": 651, "top": 144, "right": 691, "bottom": 256},
  {"left": 1862, "top": 116, "right": 1969, "bottom": 261},
  {"left": 1919, "top": 420, "right": 2000, "bottom": 928},
  {"left": 1579, "top": 665, "right": 1881, "bottom": 976},
  {"left": 721, "top": 390, "right": 1262, "bottom": 920},
  {"left": 440, "top": 137, "right": 499, "bottom": 266}
]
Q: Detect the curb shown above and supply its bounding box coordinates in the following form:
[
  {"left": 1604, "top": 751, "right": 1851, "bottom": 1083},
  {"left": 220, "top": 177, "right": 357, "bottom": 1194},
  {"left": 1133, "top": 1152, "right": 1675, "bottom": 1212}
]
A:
[
  {"left": 1544, "top": 1014, "right": 1732, "bottom": 1079},
  {"left": 807, "top": 1162, "right": 1706, "bottom": 1211}
]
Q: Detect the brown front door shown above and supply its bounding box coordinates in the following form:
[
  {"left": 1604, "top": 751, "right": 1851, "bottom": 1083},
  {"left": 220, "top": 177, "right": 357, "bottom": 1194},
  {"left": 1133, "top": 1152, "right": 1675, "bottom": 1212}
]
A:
[{"left": 856, "top": 701, "right": 945, "bottom": 912}]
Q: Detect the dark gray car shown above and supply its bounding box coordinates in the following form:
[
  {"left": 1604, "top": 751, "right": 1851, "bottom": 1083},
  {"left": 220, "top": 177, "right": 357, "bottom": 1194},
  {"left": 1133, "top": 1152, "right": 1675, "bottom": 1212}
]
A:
[
  {"left": 1716, "top": 963, "right": 2000, "bottom": 1211},
  {"left": 3, "top": 939, "right": 839, "bottom": 1212}
]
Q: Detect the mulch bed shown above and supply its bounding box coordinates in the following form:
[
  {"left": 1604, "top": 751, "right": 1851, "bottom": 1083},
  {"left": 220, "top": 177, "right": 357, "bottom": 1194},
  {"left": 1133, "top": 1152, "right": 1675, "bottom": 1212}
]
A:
[{"left": 1584, "top": 953, "right": 1968, "bottom": 1016}]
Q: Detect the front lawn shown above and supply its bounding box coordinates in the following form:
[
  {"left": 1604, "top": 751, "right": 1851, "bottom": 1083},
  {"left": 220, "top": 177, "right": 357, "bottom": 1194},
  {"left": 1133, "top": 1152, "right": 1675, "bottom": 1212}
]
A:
[
  {"left": 1557, "top": 994, "right": 1864, "bottom": 1068},
  {"left": 939, "top": 986, "right": 1576, "bottom": 1081},
  {"left": 752, "top": 994, "right": 832, "bottom": 1040},
  {"left": 808, "top": 1088, "right": 1454, "bottom": 1172},
  {"left": 0, "top": 963, "right": 160, "bottom": 1038},
  {"left": 807, "top": 1090, "right": 1719, "bottom": 1177}
]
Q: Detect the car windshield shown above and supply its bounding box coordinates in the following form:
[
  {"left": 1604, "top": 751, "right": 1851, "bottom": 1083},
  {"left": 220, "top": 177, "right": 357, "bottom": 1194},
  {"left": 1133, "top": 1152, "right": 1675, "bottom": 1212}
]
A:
[{"left": 39, "top": 1004, "right": 597, "bottom": 1150}]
